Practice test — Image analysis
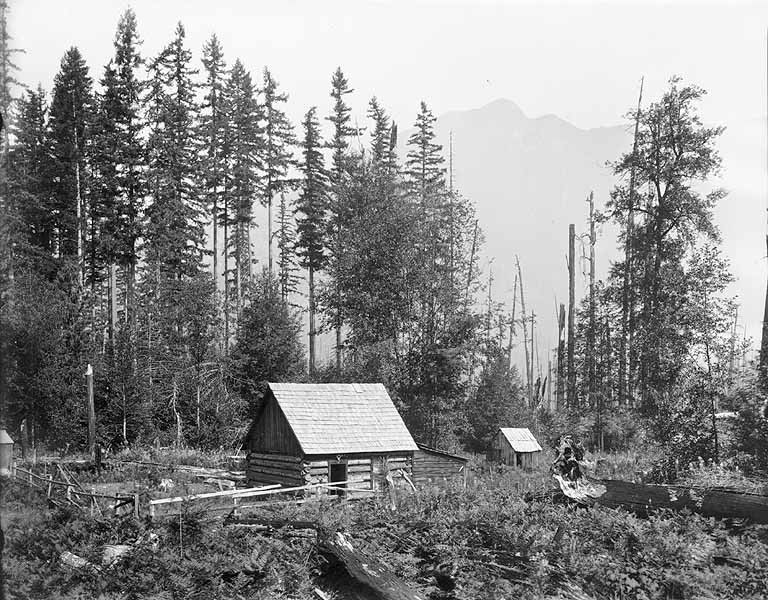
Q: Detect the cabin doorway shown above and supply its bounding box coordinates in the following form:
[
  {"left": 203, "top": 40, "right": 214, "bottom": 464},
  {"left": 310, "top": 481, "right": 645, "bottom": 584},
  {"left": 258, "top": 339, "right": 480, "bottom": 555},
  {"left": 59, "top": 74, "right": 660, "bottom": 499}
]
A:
[{"left": 329, "top": 462, "right": 348, "bottom": 496}]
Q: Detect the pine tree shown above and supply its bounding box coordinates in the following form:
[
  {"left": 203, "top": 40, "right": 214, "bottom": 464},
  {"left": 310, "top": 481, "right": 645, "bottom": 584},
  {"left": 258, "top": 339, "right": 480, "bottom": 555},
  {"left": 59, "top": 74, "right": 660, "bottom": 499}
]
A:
[
  {"left": 145, "top": 22, "right": 203, "bottom": 282},
  {"left": 111, "top": 8, "right": 144, "bottom": 328},
  {"left": 199, "top": 34, "right": 227, "bottom": 304},
  {"left": 325, "top": 67, "right": 356, "bottom": 372},
  {"left": 230, "top": 270, "right": 304, "bottom": 410},
  {"left": 222, "top": 59, "right": 262, "bottom": 322},
  {"left": 295, "top": 107, "right": 329, "bottom": 376},
  {"left": 404, "top": 101, "right": 447, "bottom": 345},
  {"left": 11, "top": 88, "right": 52, "bottom": 260},
  {"left": 47, "top": 47, "right": 94, "bottom": 277},
  {"left": 261, "top": 68, "right": 295, "bottom": 279}
]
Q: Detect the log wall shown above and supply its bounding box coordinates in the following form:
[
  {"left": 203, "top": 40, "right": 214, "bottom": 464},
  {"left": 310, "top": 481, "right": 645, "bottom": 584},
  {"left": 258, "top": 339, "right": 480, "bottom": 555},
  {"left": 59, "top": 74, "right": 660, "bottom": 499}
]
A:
[
  {"left": 412, "top": 448, "right": 466, "bottom": 486},
  {"left": 246, "top": 451, "right": 415, "bottom": 493},
  {"left": 246, "top": 453, "right": 305, "bottom": 487}
]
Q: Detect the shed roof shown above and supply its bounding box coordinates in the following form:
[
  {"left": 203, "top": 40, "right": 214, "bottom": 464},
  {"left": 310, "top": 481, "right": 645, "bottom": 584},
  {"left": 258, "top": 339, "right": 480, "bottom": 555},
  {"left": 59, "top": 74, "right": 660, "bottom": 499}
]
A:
[
  {"left": 267, "top": 382, "right": 418, "bottom": 455},
  {"left": 415, "top": 443, "right": 469, "bottom": 463},
  {"left": 497, "top": 428, "right": 542, "bottom": 453}
]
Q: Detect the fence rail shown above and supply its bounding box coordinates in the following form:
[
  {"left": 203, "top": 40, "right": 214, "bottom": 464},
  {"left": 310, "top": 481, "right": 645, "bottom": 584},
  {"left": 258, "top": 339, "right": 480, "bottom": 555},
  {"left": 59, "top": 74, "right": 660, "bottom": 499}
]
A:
[
  {"left": 13, "top": 466, "right": 139, "bottom": 517},
  {"left": 147, "top": 479, "right": 373, "bottom": 517}
]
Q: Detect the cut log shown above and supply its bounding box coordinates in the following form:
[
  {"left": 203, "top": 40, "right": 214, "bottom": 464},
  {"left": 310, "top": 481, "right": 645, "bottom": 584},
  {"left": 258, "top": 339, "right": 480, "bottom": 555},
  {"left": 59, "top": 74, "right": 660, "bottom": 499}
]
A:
[
  {"left": 555, "top": 476, "right": 768, "bottom": 523},
  {"left": 319, "top": 530, "right": 425, "bottom": 600}
]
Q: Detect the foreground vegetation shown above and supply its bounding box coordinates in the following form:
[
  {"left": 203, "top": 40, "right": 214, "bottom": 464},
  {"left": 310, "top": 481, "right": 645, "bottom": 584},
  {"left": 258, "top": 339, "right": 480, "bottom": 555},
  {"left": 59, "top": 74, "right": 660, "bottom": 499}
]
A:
[{"left": 3, "top": 454, "right": 768, "bottom": 600}]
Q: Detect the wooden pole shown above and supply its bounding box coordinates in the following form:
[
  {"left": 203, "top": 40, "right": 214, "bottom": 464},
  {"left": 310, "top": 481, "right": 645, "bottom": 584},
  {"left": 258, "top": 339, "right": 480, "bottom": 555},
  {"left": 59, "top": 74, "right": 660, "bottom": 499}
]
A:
[
  {"left": 86, "top": 364, "right": 95, "bottom": 460},
  {"left": 567, "top": 225, "right": 576, "bottom": 408},
  {"left": 588, "top": 191, "right": 596, "bottom": 413}
]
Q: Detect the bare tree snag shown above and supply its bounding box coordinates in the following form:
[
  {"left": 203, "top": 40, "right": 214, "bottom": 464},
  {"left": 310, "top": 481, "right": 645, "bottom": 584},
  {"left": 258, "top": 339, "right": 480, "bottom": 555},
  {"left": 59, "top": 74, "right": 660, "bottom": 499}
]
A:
[
  {"left": 567, "top": 224, "right": 576, "bottom": 408},
  {"left": 516, "top": 256, "right": 531, "bottom": 405}
]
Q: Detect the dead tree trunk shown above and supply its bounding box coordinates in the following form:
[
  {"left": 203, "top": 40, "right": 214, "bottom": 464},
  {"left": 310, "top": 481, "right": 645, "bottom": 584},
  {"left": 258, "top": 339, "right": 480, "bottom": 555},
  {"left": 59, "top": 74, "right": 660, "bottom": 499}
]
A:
[
  {"left": 320, "top": 530, "right": 424, "bottom": 600},
  {"left": 570, "top": 479, "right": 768, "bottom": 524},
  {"left": 516, "top": 256, "right": 531, "bottom": 405},
  {"left": 557, "top": 303, "right": 566, "bottom": 410},
  {"left": 567, "top": 224, "right": 576, "bottom": 408}
]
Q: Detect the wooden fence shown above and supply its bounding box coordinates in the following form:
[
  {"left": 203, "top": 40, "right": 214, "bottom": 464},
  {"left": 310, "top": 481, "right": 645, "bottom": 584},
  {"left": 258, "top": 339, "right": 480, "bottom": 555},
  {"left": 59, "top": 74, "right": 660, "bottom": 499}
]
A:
[
  {"left": 13, "top": 466, "right": 139, "bottom": 518},
  {"left": 148, "top": 479, "right": 373, "bottom": 517}
]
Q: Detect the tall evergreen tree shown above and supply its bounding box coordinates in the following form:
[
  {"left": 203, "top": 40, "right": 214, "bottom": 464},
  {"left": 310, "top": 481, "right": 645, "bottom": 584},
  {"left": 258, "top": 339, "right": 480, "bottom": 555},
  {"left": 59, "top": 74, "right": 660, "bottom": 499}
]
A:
[
  {"left": 11, "top": 88, "right": 52, "bottom": 261},
  {"left": 47, "top": 47, "right": 93, "bottom": 275},
  {"left": 325, "top": 67, "right": 355, "bottom": 372},
  {"left": 199, "top": 34, "right": 227, "bottom": 304},
  {"left": 110, "top": 8, "right": 145, "bottom": 328},
  {"left": 222, "top": 59, "right": 262, "bottom": 321},
  {"left": 144, "top": 22, "right": 203, "bottom": 282},
  {"left": 295, "top": 107, "right": 328, "bottom": 376},
  {"left": 261, "top": 68, "right": 295, "bottom": 279}
]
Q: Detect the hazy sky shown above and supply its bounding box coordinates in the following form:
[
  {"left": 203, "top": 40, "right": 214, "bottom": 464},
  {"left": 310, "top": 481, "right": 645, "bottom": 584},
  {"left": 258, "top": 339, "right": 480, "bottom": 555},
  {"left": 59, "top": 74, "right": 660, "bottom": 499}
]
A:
[{"left": 8, "top": 0, "right": 768, "bottom": 344}]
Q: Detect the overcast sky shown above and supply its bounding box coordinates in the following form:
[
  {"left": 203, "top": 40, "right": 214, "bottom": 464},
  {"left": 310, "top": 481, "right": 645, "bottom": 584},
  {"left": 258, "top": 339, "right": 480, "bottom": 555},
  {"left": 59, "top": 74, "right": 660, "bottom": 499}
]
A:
[{"left": 8, "top": 0, "right": 768, "bottom": 344}]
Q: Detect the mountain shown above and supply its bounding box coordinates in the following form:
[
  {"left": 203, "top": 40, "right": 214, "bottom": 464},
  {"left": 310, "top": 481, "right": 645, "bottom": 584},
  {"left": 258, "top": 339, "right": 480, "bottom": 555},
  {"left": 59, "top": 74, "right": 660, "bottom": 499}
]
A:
[{"left": 403, "top": 99, "right": 631, "bottom": 360}]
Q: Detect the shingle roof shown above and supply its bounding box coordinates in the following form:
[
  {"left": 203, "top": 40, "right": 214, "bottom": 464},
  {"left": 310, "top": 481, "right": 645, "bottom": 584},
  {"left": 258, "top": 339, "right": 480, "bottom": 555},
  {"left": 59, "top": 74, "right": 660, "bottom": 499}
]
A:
[
  {"left": 498, "top": 428, "right": 542, "bottom": 453},
  {"left": 268, "top": 382, "right": 418, "bottom": 455}
]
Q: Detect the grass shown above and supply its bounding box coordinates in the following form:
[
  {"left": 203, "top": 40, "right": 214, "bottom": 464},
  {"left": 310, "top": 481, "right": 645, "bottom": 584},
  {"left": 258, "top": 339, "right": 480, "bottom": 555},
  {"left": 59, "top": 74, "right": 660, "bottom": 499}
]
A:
[{"left": 2, "top": 451, "right": 767, "bottom": 599}]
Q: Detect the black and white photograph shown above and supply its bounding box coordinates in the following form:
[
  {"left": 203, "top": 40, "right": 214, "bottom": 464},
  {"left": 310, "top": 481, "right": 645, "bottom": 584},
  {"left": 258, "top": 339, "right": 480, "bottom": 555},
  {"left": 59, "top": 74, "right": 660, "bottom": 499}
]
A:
[{"left": 1, "top": 1, "right": 768, "bottom": 598}]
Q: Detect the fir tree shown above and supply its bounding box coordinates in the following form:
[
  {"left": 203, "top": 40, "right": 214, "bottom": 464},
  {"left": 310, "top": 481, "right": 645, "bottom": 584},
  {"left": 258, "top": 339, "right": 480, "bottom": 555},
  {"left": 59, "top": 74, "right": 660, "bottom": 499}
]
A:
[
  {"left": 295, "top": 107, "right": 329, "bottom": 376},
  {"left": 199, "top": 34, "right": 227, "bottom": 303},
  {"left": 261, "top": 68, "right": 295, "bottom": 279},
  {"left": 11, "top": 88, "right": 52, "bottom": 260},
  {"left": 325, "top": 67, "right": 356, "bottom": 372},
  {"left": 144, "top": 22, "right": 203, "bottom": 282},
  {"left": 47, "top": 47, "right": 94, "bottom": 274},
  {"left": 222, "top": 59, "right": 262, "bottom": 321},
  {"left": 110, "top": 8, "right": 144, "bottom": 327}
]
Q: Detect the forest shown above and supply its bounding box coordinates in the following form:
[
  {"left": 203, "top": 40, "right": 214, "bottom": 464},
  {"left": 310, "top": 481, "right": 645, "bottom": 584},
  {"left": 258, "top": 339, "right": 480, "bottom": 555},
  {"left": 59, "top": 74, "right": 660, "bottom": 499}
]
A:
[{"left": 1, "top": 5, "right": 767, "bottom": 477}]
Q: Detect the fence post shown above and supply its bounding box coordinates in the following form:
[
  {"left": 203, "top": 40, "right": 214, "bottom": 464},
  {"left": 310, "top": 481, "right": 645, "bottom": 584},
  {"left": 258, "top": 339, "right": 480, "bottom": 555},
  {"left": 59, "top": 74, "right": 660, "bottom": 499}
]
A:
[
  {"left": 114, "top": 493, "right": 119, "bottom": 517},
  {"left": 47, "top": 474, "right": 53, "bottom": 498},
  {"left": 134, "top": 493, "right": 140, "bottom": 519}
]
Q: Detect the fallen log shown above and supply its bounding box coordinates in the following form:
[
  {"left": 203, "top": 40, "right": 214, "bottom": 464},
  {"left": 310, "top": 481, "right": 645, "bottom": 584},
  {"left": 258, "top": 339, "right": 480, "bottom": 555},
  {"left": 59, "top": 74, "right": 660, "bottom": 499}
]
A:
[
  {"left": 555, "top": 476, "right": 768, "bottom": 523},
  {"left": 319, "top": 530, "right": 425, "bottom": 600}
]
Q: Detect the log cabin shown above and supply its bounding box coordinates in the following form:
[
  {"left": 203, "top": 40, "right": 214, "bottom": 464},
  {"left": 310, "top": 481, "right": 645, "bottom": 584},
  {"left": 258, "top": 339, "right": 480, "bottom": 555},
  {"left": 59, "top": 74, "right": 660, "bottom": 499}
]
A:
[
  {"left": 244, "top": 383, "right": 419, "bottom": 494},
  {"left": 487, "top": 427, "right": 543, "bottom": 469}
]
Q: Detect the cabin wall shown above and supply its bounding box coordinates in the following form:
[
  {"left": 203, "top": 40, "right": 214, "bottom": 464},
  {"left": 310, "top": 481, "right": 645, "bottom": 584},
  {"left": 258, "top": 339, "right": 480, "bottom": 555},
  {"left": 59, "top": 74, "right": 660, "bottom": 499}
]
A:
[
  {"left": 308, "top": 452, "right": 413, "bottom": 493},
  {"left": 246, "top": 452, "right": 304, "bottom": 487},
  {"left": 412, "top": 449, "right": 466, "bottom": 486},
  {"left": 246, "top": 451, "right": 415, "bottom": 493},
  {"left": 247, "top": 396, "right": 302, "bottom": 456}
]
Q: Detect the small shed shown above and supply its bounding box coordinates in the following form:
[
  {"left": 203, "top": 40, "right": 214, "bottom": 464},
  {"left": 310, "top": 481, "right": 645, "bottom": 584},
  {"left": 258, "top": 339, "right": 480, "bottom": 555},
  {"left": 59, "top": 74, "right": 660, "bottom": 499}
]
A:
[
  {"left": 244, "top": 383, "right": 418, "bottom": 494},
  {"left": 412, "top": 443, "right": 468, "bottom": 487},
  {"left": 487, "top": 427, "right": 542, "bottom": 469}
]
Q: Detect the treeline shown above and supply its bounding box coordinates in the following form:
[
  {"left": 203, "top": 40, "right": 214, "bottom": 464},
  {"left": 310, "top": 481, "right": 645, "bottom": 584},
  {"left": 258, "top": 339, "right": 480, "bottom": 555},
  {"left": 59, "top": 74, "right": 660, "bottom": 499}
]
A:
[
  {"left": 561, "top": 77, "right": 766, "bottom": 470},
  {"left": 0, "top": 8, "right": 528, "bottom": 452}
]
